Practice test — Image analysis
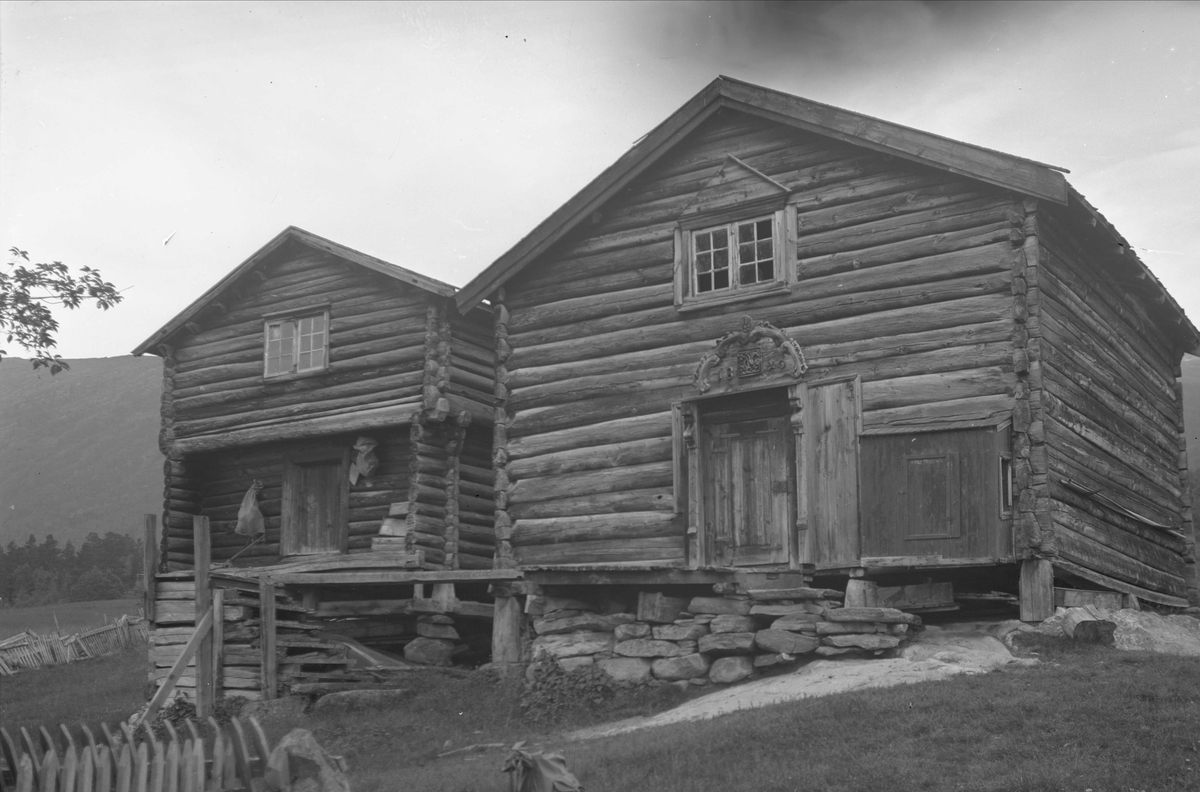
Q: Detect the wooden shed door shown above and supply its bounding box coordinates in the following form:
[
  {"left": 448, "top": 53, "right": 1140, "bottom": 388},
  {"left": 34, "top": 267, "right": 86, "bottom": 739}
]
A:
[
  {"left": 281, "top": 457, "right": 347, "bottom": 556},
  {"left": 702, "top": 415, "right": 793, "bottom": 566},
  {"left": 803, "top": 378, "right": 861, "bottom": 566}
]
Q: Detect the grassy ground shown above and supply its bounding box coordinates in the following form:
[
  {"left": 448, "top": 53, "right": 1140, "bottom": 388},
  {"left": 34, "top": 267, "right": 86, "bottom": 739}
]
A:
[
  {"left": 0, "top": 598, "right": 140, "bottom": 637},
  {"left": 0, "top": 643, "right": 146, "bottom": 731},
  {"left": 3, "top": 633, "right": 1198, "bottom": 791}
]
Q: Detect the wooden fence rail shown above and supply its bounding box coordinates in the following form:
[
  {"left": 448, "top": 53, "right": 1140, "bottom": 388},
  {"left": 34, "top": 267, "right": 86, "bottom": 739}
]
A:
[
  {"left": 0, "top": 716, "right": 274, "bottom": 792},
  {"left": 0, "top": 617, "right": 149, "bottom": 676}
]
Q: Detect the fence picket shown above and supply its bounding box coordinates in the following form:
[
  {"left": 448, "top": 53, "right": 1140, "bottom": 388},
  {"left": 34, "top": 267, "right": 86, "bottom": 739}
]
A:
[
  {"left": 133, "top": 744, "right": 148, "bottom": 792},
  {"left": 18, "top": 732, "right": 38, "bottom": 776},
  {"left": 93, "top": 748, "right": 110, "bottom": 792},
  {"left": 15, "top": 755, "right": 32, "bottom": 792},
  {"left": 59, "top": 749, "right": 76, "bottom": 792},
  {"left": 162, "top": 740, "right": 178, "bottom": 792},
  {"left": 226, "top": 721, "right": 252, "bottom": 792},
  {"left": 37, "top": 752, "right": 56, "bottom": 792},
  {"left": 74, "top": 746, "right": 93, "bottom": 792},
  {"left": 2, "top": 727, "right": 20, "bottom": 790},
  {"left": 115, "top": 748, "right": 132, "bottom": 792}
]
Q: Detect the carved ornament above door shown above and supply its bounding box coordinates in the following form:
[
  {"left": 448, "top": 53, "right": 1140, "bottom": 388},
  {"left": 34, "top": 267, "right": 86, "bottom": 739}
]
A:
[{"left": 693, "top": 316, "right": 808, "bottom": 396}]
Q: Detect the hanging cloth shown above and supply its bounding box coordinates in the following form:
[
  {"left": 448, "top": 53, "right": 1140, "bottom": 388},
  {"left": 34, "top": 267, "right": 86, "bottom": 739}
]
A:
[
  {"left": 235, "top": 479, "right": 265, "bottom": 537},
  {"left": 349, "top": 436, "right": 379, "bottom": 484}
]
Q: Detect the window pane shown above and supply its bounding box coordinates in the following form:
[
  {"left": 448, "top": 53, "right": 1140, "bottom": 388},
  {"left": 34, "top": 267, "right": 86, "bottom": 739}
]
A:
[
  {"left": 758, "top": 260, "right": 774, "bottom": 281},
  {"left": 278, "top": 350, "right": 294, "bottom": 372},
  {"left": 268, "top": 324, "right": 282, "bottom": 341},
  {"left": 312, "top": 314, "right": 325, "bottom": 333},
  {"left": 310, "top": 348, "right": 325, "bottom": 369},
  {"left": 713, "top": 248, "right": 728, "bottom": 269},
  {"left": 737, "top": 222, "right": 755, "bottom": 240},
  {"left": 714, "top": 270, "right": 729, "bottom": 290},
  {"left": 739, "top": 243, "right": 755, "bottom": 262},
  {"left": 697, "top": 272, "right": 713, "bottom": 293},
  {"left": 300, "top": 334, "right": 312, "bottom": 353},
  {"left": 281, "top": 322, "right": 295, "bottom": 340},
  {"left": 757, "top": 239, "right": 773, "bottom": 261},
  {"left": 712, "top": 228, "right": 727, "bottom": 248},
  {"left": 756, "top": 219, "right": 772, "bottom": 239},
  {"left": 696, "top": 251, "right": 712, "bottom": 273},
  {"left": 298, "top": 351, "right": 311, "bottom": 370},
  {"left": 266, "top": 355, "right": 281, "bottom": 375},
  {"left": 695, "top": 233, "right": 711, "bottom": 253},
  {"left": 740, "top": 263, "right": 757, "bottom": 284}
]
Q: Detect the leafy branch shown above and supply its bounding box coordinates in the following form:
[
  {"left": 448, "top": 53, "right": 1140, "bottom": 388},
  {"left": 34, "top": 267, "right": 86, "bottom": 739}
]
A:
[{"left": 0, "top": 247, "right": 124, "bottom": 374}]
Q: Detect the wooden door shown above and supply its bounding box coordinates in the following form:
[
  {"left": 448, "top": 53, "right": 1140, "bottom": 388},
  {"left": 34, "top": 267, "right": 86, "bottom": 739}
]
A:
[
  {"left": 281, "top": 457, "right": 347, "bottom": 556},
  {"left": 803, "top": 378, "right": 861, "bottom": 566},
  {"left": 702, "top": 415, "right": 793, "bottom": 566}
]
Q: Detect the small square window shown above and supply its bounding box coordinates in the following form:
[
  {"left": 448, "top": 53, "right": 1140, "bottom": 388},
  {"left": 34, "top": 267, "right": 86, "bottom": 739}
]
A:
[
  {"left": 265, "top": 311, "right": 328, "bottom": 378},
  {"left": 692, "top": 215, "right": 777, "bottom": 296}
]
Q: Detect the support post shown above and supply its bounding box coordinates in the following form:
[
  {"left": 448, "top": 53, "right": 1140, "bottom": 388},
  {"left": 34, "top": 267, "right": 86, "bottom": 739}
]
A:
[
  {"left": 492, "top": 596, "right": 523, "bottom": 664},
  {"left": 211, "top": 588, "right": 224, "bottom": 700},
  {"left": 143, "top": 514, "right": 158, "bottom": 624},
  {"left": 1020, "top": 558, "right": 1055, "bottom": 622},
  {"left": 259, "top": 578, "right": 277, "bottom": 700},
  {"left": 194, "top": 516, "right": 213, "bottom": 719},
  {"left": 844, "top": 579, "right": 877, "bottom": 607}
]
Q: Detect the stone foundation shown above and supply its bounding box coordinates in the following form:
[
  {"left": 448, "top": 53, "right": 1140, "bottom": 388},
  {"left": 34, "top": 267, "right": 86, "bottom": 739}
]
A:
[{"left": 528, "top": 585, "right": 922, "bottom": 686}]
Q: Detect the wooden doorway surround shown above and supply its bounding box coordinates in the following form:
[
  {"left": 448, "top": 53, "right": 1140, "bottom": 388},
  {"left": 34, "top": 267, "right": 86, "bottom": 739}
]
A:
[{"left": 677, "top": 317, "right": 862, "bottom": 570}]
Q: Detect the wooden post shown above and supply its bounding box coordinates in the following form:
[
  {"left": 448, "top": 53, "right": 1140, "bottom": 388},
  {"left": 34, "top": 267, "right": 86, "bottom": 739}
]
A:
[
  {"left": 1019, "top": 558, "right": 1055, "bottom": 622},
  {"left": 492, "top": 595, "right": 523, "bottom": 664},
  {"left": 844, "top": 579, "right": 877, "bottom": 608},
  {"left": 259, "top": 578, "right": 277, "bottom": 700},
  {"left": 144, "top": 514, "right": 158, "bottom": 624},
  {"left": 194, "top": 516, "right": 213, "bottom": 719},
  {"left": 211, "top": 588, "right": 224, "bottom": 700}
]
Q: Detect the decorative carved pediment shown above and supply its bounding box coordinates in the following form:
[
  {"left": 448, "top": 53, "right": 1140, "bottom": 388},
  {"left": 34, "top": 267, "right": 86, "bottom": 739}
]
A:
[{"left": 694, "top": 316, "right": 808, "bottom": 394}]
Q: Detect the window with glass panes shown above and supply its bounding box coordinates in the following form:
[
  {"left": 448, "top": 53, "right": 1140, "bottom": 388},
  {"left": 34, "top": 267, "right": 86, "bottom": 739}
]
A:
[
  {"left": 265, "top": 312, "right": 328, "bottom": 377},
  {"left": 692, "top": 217, "right": 774, "bottom": 295}
]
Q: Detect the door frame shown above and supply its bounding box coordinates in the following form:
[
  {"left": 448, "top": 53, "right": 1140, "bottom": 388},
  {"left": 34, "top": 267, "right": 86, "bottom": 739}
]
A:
[
  {"left": 798, "top": 374, "right": 863, "bottom": 568},
  {"left": 280, "top": 444, "right": 351, "bottom": 557}
]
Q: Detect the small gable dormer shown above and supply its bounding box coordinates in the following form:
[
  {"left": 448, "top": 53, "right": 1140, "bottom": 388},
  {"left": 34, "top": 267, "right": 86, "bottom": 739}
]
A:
[{"left": 674, "top": 155, "right": 798, "bottom": 309}]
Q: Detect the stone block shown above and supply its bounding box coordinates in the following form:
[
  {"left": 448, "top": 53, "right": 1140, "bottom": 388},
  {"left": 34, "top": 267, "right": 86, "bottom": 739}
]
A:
[
  {"left": 598, "top": 657, "right": 652, "bottom": 683},
  {"left": 753, "top": 653, "right": 799, "bottom": 669},
  {"left": 709, "top": 614, "right": 757, "bottom": 633},
  {"left": 824, "top": 607, "right": 921, "bottom": 625},
  {"left": 675, "top": 640, "right": 698, "bottom": 654},
  {"left": 266, "top": 729, "right": 350, "bottom": 792},
  {"left": 653, "top": 623, "right": 708, "bottom": 641},
  {"left": 638, "top": 592, "right": 689, "bottom": 623},
  {"left": 708, "top": 655, "right": 755, "bottom": 684},
  {"left": 697, "top": 632, "right": 756, "bottom": 656},
  {"left": 403, "top": 637, "right": 455, "bottom": 666},
  {"left": 814, "top": 621, "right": 878, "bottom": 635},
  {"left": 821, "top": 634, "right": 902, "bottom": 650},
  {"left": 815, "top": 646, "right": 859, "bottom": 657},
  {"left": 614, "top": 639, "right": 684, "bottom": 658},
  {"left": 754, "top": 630, "right": 819, "bottom": 655},
  {"left": 651, "top": 653, "right": 710, "bottom": 680},
  {"left": 771, "top": 613, "right": 823, "bottom": 631},
  {"left": 531, "top": 631, "right": 614, "bottom": 659},
  {"left": 557, "top": 656, "right": 595, "bottom": 673},
  {"left": 534, "top": 613, "right": 619, "bottom": 636},
  {"left": 749, "top": 603, "right": 825, "bottom": 617},
  {"left": 688, "top": 596, "right": 752, "bottom": 616},
  {"left": 614, "top": 622, "right": 652, "bottom": 641},
  {"left": 746, "top": 587, "right": 843, "bottom": 602},
  {"left": 416, "top": 622, "right": 460, "bottom": 640}
]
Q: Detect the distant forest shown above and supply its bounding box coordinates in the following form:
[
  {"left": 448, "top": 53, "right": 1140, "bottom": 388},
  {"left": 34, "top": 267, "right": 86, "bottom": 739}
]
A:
[{"left": 0, "top": 531, "right": 143, "bottom": 608}]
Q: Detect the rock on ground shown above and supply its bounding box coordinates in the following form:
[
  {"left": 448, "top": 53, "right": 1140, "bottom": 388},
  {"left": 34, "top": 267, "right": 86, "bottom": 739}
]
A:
[{"left": 266, "top": 729, "right": 349, "bottom": 792}]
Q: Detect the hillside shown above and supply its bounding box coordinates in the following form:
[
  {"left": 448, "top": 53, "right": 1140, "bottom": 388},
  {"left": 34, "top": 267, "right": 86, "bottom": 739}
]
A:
[{"left": 0, "top": 356, "right": 162, "bottom": 548}]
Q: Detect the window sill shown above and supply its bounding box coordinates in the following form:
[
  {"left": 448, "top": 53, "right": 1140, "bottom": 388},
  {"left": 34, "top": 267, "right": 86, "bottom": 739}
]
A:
[
  {"left": 676, "top": 282, "right": 792, "bottom": 314},
  {"left": 263, "top": 367, "right": 329, "bottom": 384}
]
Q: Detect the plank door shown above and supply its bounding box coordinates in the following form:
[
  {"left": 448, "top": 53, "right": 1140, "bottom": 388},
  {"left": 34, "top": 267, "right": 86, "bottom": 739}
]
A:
[
  {"left": 281, "top": 457, "right": 348, "bottom": 556},
  {"left": 803, "top": 378, "right": 861, "bottom": 566},
  {"left": 702, "top": 415, "right": 792, "bottom": 566}
]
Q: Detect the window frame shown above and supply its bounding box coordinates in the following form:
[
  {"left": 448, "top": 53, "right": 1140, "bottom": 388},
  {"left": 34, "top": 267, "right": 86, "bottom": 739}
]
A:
[
  {"left": 262, "top": 306, "right": 331, "bottom": 380},
  {"left": 674, "top": 203, "right": 797, "bottom": 311}
]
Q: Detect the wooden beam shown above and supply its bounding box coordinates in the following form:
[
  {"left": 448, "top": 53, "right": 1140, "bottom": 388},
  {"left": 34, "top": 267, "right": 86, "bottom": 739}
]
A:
[
  {"left": 173, "top": 403, "right": 423, "bottom": 455},
  {"left": 142, "top": 606, "right": 213, "bottom": 724},
  {"left": 1020, "top": 558, "right": 1055, "bottom": 622},
  {"left": 259, "top": 578, "right": 277, "bottom": 700},
  {"left": 525, "top": 568, "right": 737, "bottom": 586},
  {"left": 194, "top": 516, "right": 213, "bottom": 719},
  {"left": 143, "top": 514, "right": 158, "bottom": 624},
  {"left": 492, "top": 596, "right": 523, "bottom": 664},
  {"left": 269, "top": 569, "right": 522, "bottom": 585},
  {"left": 858, "top": 556, "right": 1013, "bottom": 569},
  {"left": 211, "top": 588, "right": 224, "bottom": 696}
]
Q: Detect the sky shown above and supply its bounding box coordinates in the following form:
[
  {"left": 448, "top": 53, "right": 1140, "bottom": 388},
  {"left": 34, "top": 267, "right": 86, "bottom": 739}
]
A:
[{"left": 1, "top": 0, "right": 1197, "bottom": 360}]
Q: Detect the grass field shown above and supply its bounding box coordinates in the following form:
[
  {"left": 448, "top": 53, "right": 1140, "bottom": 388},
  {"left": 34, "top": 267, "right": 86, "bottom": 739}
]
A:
[
  {"left": 2, "top": 632, "right": 1198, "bottom": 791},
  {"left": 0, "top": 598, "right": 141, "bottom": 637}
]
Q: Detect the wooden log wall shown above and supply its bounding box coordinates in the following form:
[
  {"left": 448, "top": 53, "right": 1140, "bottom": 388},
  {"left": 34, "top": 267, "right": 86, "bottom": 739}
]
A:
[
  {"left": 167, "top": 243, "right": 430, "bottom": 441},
  {"left": 1035, "top": 206, "right": 1192, "bottom": 604},
  {"left": 163, "top": 431, "right": 413, "bottom": 567},
  {"left": 448, "top": 307, "right": 496, "bottom": 423},
  {"left": 499, "top": 109, "right": 1024, "bottom": 567},
  {"left": 458, "top": 423, "right": 497, "bottom": 569}
]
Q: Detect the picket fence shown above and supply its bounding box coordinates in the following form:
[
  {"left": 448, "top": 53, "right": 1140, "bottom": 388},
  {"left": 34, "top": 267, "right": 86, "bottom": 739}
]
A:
[
  {"left": 0, "top": 716, "right": 276, "bottom": 792},
  {"left": 0, "top": 617, "right": 149, "bottom": 676}
]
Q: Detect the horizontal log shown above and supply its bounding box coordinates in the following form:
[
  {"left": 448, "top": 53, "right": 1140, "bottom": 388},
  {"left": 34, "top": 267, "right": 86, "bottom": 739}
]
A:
[
  {"left": 176, "top": 388, "right": 425, "bottom": 437},
  {"left": 1045, "top": 442, "right": 1177, "bottom": 532},
  {"left": 514, "top": 536, "right": 685, "bottom": 566},
  {"left": 1052, "top": 522, "right": 1184, "bottom": 596},
  {"left": 508, "top": 411, "right": 672, "bottom": 461},
  {"left": 508, "top": 461, "right": 674, "bottom": 505},
  {"left": 1050, "top": 558, "right": 1189, "bottom": 609},
  {"left": 174, "top": 402, "right": 423, "bottom": 455},
  {"left": 513, "top": 511, "right": 680, "bottom": 547},
  {"left": 795, "top": 181, "right": 991, "bottom": 234},
  {"left": 1049, "top": 480, "right": 1186, "bottom": 555},
  {"left": 1048, "top": 500, "right": 1184, "bottom": 573},
  {"left": 509, "top": 381, "right": 694, "bottom": 438},
  {"left": 862, "top": 393, "right": 1013, "bottom": 434},
  {"left": 511, "top": 283, "right": 675, "bottom": 336},
  {"left": 173, "top": 345, "right": 426, "bottom": 391},
  {"left": 861, "top": 365, "right": 1012, "bottom": 412},
  {"left": 799, "top": 222, "right": 1020, "bottom": 281},
  {"left": 509, "top": 487, "right": 675, "bottom": 521},
  {"left": 508, "top": 436, "right": 672, "bottom": 481}
]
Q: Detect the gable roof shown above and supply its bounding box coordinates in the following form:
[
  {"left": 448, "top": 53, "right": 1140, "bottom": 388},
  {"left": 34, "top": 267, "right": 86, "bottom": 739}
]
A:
[
  {"left": 455, "top": 75, "right": 1072, "bottom": 312},
  {"left": 132, "top": 226, "right": 455, "bottom": 356}
]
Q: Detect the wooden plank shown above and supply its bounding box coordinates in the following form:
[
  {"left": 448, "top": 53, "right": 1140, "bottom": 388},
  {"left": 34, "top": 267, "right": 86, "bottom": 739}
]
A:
[
  {"left": 259, "top": 579, "right": 277, "bottom": 700},
  {"left": 1052, "top": 558, "right": 1189, "bottom": 609},
  {"left": 144, "top": 607, "right": 213, "bottom": 723},
  {"left": 193, "top": 517, "right": 213, "bottom": 720},
  {"left": 144, "top": 515, "right": 158, "bottom": 625}
]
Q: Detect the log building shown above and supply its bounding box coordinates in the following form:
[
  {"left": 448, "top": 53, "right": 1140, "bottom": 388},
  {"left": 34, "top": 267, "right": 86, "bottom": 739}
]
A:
[
  {"left": 134, "top": 228, "right": 505, "bottom": 698},
  {"left": 458, "top": 76, "right": 1199, "bottom": 639}
]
